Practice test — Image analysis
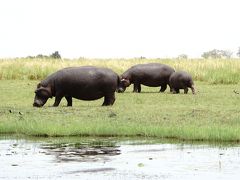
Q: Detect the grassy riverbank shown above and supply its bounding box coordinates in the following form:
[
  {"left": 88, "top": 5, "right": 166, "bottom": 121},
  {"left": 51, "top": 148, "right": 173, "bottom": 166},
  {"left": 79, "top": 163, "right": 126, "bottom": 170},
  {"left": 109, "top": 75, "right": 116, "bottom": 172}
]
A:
[
  {"left": 0, "top": 80, "right": 240, "bottom": 142},
  {"left": 1, "top": 58, "right": 240, "bottom": 84}
]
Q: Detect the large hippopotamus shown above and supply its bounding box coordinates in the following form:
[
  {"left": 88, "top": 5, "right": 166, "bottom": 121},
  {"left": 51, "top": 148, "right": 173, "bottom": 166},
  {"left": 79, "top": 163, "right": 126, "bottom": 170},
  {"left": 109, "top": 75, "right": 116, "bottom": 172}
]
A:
[
  {"left": 118, "top": 63, "right": 175, "bottom": 93},
  {"left": 33, "top": 66, "right": 120, "bottom": 107},
  {"left": 169, "top": 71, "right": 195, "bottom": 94}
]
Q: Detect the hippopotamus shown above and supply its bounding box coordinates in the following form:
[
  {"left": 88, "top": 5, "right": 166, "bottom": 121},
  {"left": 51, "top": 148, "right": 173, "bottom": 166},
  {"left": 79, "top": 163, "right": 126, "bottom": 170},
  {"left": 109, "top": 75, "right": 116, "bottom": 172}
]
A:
[
  {"left": 169, "top": 71, "right": 195, "bottom": 94},
  {"left": 33, "top": 66, "right": 120, "bottom": 107},
  {"left": 117, "top": 63, "right": 175, "bottom": 93}
]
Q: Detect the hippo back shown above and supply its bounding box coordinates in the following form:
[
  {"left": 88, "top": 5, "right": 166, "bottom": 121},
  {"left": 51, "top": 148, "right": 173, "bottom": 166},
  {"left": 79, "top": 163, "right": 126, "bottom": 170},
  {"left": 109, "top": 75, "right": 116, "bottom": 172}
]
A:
[
  {"left": 122, "top": 63, "right": 175, "bottom": 87},
  {"left": 42, "top": 66, "right": 119, "bottom": 100},
  {"left": 169, "top": 71, "right": 194, "bottom": 89}
]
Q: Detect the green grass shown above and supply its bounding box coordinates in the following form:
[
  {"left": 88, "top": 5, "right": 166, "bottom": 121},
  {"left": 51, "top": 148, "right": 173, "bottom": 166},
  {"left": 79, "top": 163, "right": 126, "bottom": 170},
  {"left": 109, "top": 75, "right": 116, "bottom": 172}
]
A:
[
  {"left": 0, "top": 80, "right": 240, "bottom": 142},
  {"left": 1, "top": 58, "right": 240, "bottom": 84}
]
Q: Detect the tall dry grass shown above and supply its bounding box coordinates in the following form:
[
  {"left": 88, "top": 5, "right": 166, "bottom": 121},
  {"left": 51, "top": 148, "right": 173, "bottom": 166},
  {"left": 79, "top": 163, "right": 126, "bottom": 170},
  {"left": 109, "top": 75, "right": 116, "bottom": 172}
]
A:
[{"left": 0, "top": 58, "right": 240, "bottom": 84}]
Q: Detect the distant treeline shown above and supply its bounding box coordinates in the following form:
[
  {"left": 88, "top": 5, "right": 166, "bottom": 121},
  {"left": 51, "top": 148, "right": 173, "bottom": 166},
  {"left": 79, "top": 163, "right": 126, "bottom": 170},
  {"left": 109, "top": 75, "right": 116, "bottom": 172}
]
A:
[
  {"left": 0, "top": 58, "right": 240, "bottom": 84},
  {"left": 18, "top": 47, "right": 240, "bottom": 60},
  {"left": 26, "top": 51, "right": 61, "bottom": 59}
]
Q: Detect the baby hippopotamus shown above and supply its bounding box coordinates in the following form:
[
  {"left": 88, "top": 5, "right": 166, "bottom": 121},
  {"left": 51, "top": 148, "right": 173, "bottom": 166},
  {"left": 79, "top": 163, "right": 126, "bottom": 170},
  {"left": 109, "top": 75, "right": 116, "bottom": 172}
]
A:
[
  {"left": 169, "top": 71, "right": 195, "bottom": 94},
  {"left": 33, "top": 66, "right": 120, "bottom": 107}
]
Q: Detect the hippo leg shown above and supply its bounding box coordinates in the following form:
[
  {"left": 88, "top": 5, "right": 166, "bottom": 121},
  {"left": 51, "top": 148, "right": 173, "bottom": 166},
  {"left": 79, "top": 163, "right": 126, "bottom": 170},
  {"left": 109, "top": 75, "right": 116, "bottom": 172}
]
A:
[
  {"left": 133, "top": 83, "right": 141, "bottom": 93},
  {"left": 53, "top": 95, "right": 63, "bottom": 107},
  {"left": 172, "top": 89, "right": 180, "bottom": 94},
  {"left": 191, "top": 85, "right": 195, "bottom": 94},
  {"left": 102, "top": 93, "right": 115, "bottom": 106},
  {"left": 53, "top": 92, "right": 64, "bottom": 106},
  {"left": 137, "top": 84, "right": 141, "bottom": 93},
  {"left": 184, "top": 88, "right": 188, "bottom": 94},
  {"left": 65, "top": 96, "right": 72, "bottom": 106},
  {"left": 172, "top": 88, "right": 177, "bottom": 94},
  {"left": 169, "top": 85, "right": 174, "bottom": 93},
  {"left": 160, "top": 84, "right": 167, "bottom": 92}
]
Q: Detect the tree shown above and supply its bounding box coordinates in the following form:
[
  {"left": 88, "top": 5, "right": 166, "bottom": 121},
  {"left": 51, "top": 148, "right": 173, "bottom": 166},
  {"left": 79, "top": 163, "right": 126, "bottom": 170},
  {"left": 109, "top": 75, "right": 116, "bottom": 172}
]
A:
[
  {"left": 201, "top": 49, "right": 232, "bottom": 59},
  {"left": 177, "top": 54, "right": 188, "bottom": 59},
  {"left": 201, "top": 52, "right": 209, "bottom": 59},
  {"left": 36, "top": 54, "right": 49, "bottom": 59},
  {"left": 201, "top": 49, "right": 221, "bottom": 59},
  {"left": 50, "top": 51, "right": 61, "bottom": 59},
  {"left": 237, "top": 47, "right": 240, "bottom": 58},
  {"left": 221, "top": 50, "right": 233, "bottom": 59},
  {"left": 140, "top": 56, "right": 146, "bottom": 59}
]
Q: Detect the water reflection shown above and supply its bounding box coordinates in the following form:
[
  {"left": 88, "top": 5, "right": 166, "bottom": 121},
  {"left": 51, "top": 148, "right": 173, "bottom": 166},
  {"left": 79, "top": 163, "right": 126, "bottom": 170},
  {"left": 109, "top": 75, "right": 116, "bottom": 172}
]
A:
[
  {"left": 1, "top": 136, "right": 240, "bottom": 180},
  {"left": 40, "top": 142, "right": 121, "bottom": 163}
]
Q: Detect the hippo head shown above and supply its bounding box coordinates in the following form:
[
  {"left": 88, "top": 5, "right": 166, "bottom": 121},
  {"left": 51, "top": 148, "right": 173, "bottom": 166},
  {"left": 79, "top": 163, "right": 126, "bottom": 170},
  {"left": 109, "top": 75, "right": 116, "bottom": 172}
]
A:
[
  {"left": 33, "top": 84, "right": 52, "bottom": 107},
  {"left": 117, "top": 77, "right": 131, "bottom": 93}
]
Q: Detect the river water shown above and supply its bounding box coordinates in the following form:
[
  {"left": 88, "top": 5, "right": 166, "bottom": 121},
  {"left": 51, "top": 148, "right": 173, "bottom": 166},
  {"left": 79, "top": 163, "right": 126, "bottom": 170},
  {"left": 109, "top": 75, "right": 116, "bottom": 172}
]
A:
[{"left": 0, "top": 137, "right": 240, "bottom": 179}]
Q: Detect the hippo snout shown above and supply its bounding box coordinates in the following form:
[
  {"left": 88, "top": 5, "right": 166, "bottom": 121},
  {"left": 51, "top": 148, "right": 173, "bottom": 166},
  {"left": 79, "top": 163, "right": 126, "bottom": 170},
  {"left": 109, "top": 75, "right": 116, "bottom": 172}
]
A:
[
  {"left": 33, "top": 102, "right": 42, "bottom": 107},
  {"left": 117, "top": 87, "right": 125, "bottom": 93}
]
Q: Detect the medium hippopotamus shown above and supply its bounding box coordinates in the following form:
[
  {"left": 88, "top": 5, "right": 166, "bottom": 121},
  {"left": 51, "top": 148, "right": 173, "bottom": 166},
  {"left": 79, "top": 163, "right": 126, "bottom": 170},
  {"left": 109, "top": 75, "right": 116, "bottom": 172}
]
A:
[
  {"left": 169, "top": 71, "right": 195, "bottom": 94},
  {"left": 33, "top": 66, "right": 120, "bottom": 107},
  {"left": 117, "top": 63, "right": 175, "bottom": 93}
]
